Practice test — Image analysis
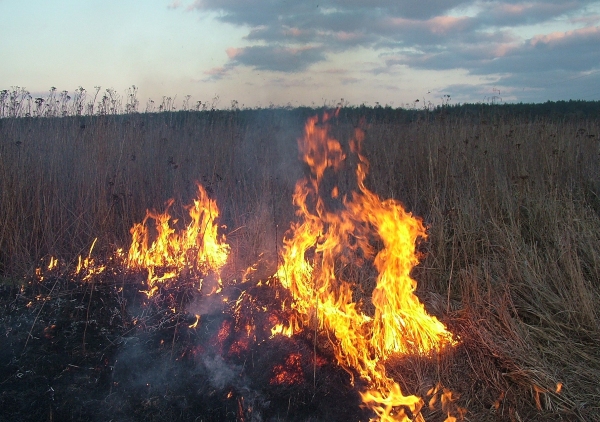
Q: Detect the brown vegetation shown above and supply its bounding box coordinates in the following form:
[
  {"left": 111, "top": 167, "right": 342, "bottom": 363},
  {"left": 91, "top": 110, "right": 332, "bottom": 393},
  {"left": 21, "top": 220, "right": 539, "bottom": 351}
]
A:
[{"left": 1, "top": 106, "right": 599, "bottom": 421}]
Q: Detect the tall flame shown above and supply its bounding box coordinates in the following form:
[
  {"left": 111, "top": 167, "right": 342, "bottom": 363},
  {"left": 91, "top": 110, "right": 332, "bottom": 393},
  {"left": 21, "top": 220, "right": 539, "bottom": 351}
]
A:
[
  {"left": 127, "top": 183, "right": 230, "bottom": 294},
  {"left": 276, "top": 111, "right": 455, "bottom": 421}
]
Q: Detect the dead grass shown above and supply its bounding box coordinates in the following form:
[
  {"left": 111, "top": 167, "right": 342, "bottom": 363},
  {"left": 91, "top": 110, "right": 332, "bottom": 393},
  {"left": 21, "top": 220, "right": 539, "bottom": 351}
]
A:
[{"left": 1, "top": 108, "right": 599, "bottom": 420}]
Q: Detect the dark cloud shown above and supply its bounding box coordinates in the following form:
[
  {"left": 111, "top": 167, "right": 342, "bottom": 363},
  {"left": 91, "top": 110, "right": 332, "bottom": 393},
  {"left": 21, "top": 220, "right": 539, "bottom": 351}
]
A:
[
  {"left": 489, "top": 26, "right": 600, "bottom": 73},
  {"left": 188, "top": 0, "right": 481, "bottom": 60},
  {"left": 426, "top": 28, "right": 600, "bottom": 103},
  {"left": 444, "top": 67, "right": 600, "bottom": 103},
  {"left": 393, "top": 25, "right": 600, "bottom": 74},
  {"left": 476, "top": 1, "right": 588, "bottom": 27},
  {"left": 184, "top": 0, "right": 600, "bottom": 100},
  {"left": 375, "top": 15, "right": 480, "bottom": 47},
  {"left": 500, "top": 70, "right": 600, "bottom": 102},
  {"left": 190, "top": 0, "right": 470, "bottom": 25},
  {"left": 226, "top": 45, "right": 326, "bottom": 72}
]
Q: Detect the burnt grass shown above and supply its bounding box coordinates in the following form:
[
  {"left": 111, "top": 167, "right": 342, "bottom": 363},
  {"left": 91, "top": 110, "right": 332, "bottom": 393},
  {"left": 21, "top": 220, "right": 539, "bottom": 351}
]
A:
[
  {"left": 2, "top": 108, "right": 599, "bottom": 422},
  {"left": 1, "top": 266, "right": 583, "bottom": 422},
  {"left": 0, "top": 269, "right": 370, "bottom": 422}
]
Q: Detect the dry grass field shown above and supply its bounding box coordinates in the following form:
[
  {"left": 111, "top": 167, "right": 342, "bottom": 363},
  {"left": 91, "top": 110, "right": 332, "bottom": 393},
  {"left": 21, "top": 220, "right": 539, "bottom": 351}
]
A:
[{"left": 0, "top": 103, "right": 599, "bottom": 421}]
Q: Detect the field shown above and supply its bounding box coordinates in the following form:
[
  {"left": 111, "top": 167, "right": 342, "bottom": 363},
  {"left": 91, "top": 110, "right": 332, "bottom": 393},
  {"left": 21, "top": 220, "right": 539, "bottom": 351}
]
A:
[{"left": 0, "top": 104, "right": 599, "bottom": 421}]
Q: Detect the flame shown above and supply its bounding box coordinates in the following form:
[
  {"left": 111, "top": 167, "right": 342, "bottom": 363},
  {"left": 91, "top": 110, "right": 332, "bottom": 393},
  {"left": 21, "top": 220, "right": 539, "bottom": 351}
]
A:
[
  {"left": 28, "top": 113, "right": 459, "bottom": 421},
  {"left": 270, "top": 353, "right": 305, "bottom": 385},
  {"left": 75, "top": 238, "right": 106, "bottom": 280},
  {"left": 126, "top": 183, "right": 230, "bottom": 294},
  {"left": 269, "top": 322, "right": 296, "bottom": 338},
  {"left": 47, "top": 256, "right": 58, "bottom": 271},
  {"left": 189, "top": 314, "right": 200, "bottom": 329},
  {"left": 276, "top": 111, "right": 455, "bottom": 421}
]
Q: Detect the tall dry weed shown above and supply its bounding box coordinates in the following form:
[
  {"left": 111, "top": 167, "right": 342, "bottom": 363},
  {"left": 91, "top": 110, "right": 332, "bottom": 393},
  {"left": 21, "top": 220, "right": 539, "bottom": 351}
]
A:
[{"left": 1, "top": 109, "right": 599, "bottom": 419}]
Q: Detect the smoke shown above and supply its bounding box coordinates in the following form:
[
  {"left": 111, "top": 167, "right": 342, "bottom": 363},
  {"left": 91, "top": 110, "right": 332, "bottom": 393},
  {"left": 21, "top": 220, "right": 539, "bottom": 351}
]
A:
[
  {"left": 201, "top": 352, "right": 268, "bottom": 422},
  {"left": 102, "top": 307, "right": 267, "bottom": 421},
  {"left": 202, "top": 354, "right": 238, "bottom": 390},
  {"left": 214, "top": 109, "right": 304, "bottom": 278}
]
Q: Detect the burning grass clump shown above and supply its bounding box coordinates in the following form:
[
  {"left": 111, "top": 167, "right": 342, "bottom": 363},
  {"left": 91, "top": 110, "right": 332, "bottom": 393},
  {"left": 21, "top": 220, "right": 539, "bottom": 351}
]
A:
[
  {"left": 1, "top": 266, "right": 375, "bottom": 422},
  {"left": 1, "top": 106, "right": 600, "bottom": 421}
]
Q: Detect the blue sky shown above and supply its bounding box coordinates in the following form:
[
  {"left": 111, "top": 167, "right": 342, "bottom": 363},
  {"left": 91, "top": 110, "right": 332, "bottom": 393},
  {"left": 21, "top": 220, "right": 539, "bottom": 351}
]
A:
[{"left": 1, "top": 0, "right": 599, "bottom": 108}]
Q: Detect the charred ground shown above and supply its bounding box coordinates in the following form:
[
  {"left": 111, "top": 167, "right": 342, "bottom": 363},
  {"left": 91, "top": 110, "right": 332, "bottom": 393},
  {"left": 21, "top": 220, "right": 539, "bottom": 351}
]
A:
[{"left": 0, "top": 270, "right": 371, "bottom": 422}]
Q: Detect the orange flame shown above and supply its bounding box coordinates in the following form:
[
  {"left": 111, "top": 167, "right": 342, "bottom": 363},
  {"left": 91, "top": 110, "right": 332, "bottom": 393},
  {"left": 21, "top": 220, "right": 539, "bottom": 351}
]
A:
[
  {"left": 126, "top": 183, "right": 230, "bottom": 294},
  {"left": 270, "top": 353, "right": 305, "bottom": 385},
  {"left": 75, "top": 238, "right": 106, "bottom": 280},
  {"left": 275, "top": 112, "right": 455, "bottom": 421},
  {"left": 28, "top": 113, "right": 458, "bottom": 421},
  {"left": 189, "top": 314, "right": 200, "bottom": 329}
]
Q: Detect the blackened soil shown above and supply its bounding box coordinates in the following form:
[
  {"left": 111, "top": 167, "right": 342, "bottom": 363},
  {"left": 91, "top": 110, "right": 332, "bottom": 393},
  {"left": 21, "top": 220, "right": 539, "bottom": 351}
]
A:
[{"left": 0, "top": 273, "right": 366, "bottom": 422}]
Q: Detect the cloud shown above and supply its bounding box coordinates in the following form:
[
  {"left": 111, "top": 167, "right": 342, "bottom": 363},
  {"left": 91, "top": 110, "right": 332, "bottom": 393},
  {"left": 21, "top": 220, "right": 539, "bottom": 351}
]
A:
[
  {"left": 226, "top": 45, "right": 326, "bottom": 72},
  {"left": 341, "top": 76, "right": 360, "bottom": 85},
  {"left": 409, "top": 23, "right": 600, "bottom": 102},
  {"left": 203, "top": 66, "right": 233, "bottom": 81},
  {"left": 569, "top": 13, "right": 600, "bottom": 26},
  {"left": 167, "top": 0, "right": 182, "bottom": 9},
  {"left": 190, "top": 0, "right": 471, "bottom": 24},
  {"left": 475, "top": 1, "right": 587, "bottom": 27},
  {"left": 186, "top": 0, "right": 481, "bottom": 71},
  {"left": 182, "top": 0, "right": 600, "bottom": 102},
  {"left": 481, "top": 25, "right": 600, "bottom": 73},
  {"left": 529, "top": 24, "right": 599, "bottom": 46},
  {"left": 383, "top": 24, "right": 600, "bottom": 74}
]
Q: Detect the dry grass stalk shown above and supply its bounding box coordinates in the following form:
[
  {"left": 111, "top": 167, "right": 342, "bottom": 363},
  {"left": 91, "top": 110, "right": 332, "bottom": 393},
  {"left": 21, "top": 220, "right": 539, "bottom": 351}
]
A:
[{"left": 1, "top": 108, "right": 599, "bottom": 420}]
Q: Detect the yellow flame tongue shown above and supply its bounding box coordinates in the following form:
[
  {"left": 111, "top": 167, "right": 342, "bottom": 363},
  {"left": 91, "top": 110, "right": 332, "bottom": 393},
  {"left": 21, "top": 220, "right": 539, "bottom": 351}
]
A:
[
  {"left": 126, "top": 183, "right": 230, "bottom": 294},
  {"left": 276, "top": 112, "right": 455, "bottom": 421}
]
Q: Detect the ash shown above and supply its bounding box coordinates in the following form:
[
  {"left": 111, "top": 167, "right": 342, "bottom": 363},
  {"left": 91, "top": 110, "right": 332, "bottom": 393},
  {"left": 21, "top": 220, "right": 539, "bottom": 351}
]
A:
[{"left": 0, "top": 271, "right": 366, "bottom": 422}]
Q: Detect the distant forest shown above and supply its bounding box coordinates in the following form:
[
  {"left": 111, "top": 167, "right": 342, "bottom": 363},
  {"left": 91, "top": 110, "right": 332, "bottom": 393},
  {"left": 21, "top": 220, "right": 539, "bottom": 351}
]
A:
[{"left": 331, "top": 100, "right": 600, "bottom": 124}]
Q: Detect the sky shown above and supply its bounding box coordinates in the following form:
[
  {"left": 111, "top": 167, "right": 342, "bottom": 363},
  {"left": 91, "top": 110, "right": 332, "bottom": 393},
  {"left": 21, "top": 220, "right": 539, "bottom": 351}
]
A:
[{"left": 1, "top": 0, "right": 599, "bottom": 108}]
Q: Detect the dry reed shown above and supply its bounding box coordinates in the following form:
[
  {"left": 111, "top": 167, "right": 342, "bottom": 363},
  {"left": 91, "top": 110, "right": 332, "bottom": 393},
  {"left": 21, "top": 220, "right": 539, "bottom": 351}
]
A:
[{"left": 1, "top": 107, "right": 599, "bottom": 420}]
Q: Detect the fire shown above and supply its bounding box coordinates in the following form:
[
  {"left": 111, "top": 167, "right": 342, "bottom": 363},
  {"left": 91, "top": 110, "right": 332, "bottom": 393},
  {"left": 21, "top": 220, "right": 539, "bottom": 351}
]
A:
[
  {"left": 275, "top": 111, "right": 456, "bottom": 421},
  {"left": 126, "top": 183, "right": 230, "bottom": 294},
  {"left": 29, "top": 112, "right": 458, "bottom": 421},
  {"left": 75, "top": 238, "right": 106, "bottom": 280},
  {"left": 47, "top": 256, "right": 58, "bottom": 271},
  {"left": 189, "top": 314, "right": 200, "bottom": 329},
  {"left": 269, "top": 322, "right": 296, "bottom": 338},
  {"left": 270, "top": 353, "right": 305, "bottom": 385}
]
